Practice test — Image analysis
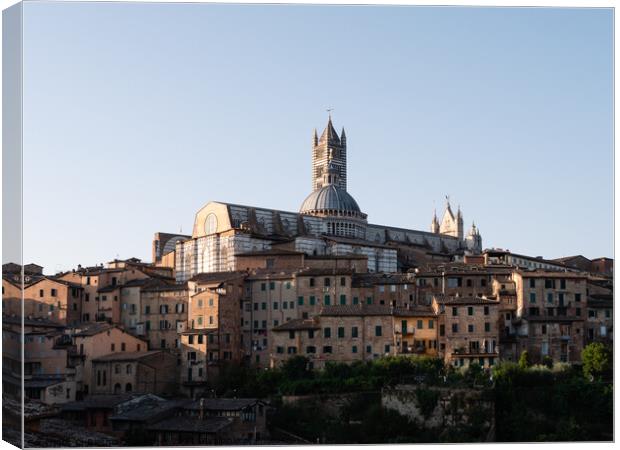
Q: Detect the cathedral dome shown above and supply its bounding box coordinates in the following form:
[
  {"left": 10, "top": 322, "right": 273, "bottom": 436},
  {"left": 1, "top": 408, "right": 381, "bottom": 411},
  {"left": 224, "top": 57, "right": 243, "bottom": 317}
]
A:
[{"left": 300, "top": 184, "right": 361, "bottom": 215}]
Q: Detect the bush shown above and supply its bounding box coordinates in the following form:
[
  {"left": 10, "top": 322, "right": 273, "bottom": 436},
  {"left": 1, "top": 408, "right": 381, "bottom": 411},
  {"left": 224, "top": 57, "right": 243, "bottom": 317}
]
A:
[{"left": 581, "top": 342, "right": 612, "bottom": 380}]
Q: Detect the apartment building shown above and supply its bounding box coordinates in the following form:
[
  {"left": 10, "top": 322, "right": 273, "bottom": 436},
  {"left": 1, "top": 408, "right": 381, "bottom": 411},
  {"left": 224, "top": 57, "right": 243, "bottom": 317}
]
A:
[
  {"left": 432, "top": 295, "right": 500, "bottom": 369},
  {"left": 512, "top": 271, "right": 587, "bottom": 363}
]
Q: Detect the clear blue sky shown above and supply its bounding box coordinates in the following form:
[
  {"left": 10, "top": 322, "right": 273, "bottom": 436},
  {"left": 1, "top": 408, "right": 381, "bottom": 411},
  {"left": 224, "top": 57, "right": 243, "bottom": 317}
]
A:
[{"left": 20, "top": 3, "right": 613, "bottom": 273}]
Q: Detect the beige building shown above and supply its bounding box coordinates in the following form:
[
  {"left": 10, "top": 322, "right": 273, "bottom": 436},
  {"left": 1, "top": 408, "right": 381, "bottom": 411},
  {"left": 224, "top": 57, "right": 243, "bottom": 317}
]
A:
[
  {"left": 90, "top": 351, "right": 178, "bottom": 396},
  {"left": 71, "top": 323, "right": 148, "bottom": 396},
  {"left": 394, "top": 306, "right": 439, "bottom": 356}
]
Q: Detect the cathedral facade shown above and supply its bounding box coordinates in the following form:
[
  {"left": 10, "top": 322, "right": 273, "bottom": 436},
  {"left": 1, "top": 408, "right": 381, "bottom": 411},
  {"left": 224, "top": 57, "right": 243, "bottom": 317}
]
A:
[{"left": 162, "top": 117, "right": 483, "bottom": 282}]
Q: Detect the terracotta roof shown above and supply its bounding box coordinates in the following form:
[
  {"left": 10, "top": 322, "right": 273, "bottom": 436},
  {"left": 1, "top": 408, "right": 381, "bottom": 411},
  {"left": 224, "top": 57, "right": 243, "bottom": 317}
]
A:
[
  {"left": 434, "top": 295, "right": 499, "bottom": 305},
  {"left": 97, "top": 285, "right": 120, "bottom": 293},
  {"left": 272, "top": 318, "right": 320, "bottom": 331},
  {"left": 92, "top": 351, "right": 162, "bottom": 363},
  {"left": 74, "top": 323, "right": 115, "bottom": 337},
  {"left": 320, "top": 304, "right": 393, "bottom": 316},
  {"left": 296, "top": 268, "right": 355, "bottom": 277},
  {"left": 393, "top": 306, "right": 437, "bottom": 317},
  {"left": 189, "top": 271, "right": 247, "bottom": 284},
  {"left": 351, "top": 273, "right": 413, "bottom": 287}
]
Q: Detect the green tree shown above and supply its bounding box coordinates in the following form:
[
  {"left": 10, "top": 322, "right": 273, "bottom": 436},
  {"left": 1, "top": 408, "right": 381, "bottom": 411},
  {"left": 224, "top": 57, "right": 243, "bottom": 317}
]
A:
[
  {"left": 518, "top": 351, "right": 530, "bottom": 369},
  {"left": 582, "top": 342, "right": 612, "bottom": 380}
]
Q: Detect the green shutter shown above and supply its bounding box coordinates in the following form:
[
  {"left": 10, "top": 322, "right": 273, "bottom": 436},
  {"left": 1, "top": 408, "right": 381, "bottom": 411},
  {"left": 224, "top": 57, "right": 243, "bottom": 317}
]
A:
[
  {"left": 298, "top": 296, "right": 304, "bottom": 306},
  {"left": 340, "top": 294, "right": 346, "bottom": 305},
  {"left": 324, "top": 295, "right": 331, "bottom": 305},
  {"left": 310, "top": 296, "right": 316, "bottom": 305}
]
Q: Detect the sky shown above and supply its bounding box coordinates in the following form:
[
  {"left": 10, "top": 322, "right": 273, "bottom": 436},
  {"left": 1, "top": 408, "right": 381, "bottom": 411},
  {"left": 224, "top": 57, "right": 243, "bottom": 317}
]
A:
[{"left": 16, "top": 2, "right": 613, "bottom": 273}]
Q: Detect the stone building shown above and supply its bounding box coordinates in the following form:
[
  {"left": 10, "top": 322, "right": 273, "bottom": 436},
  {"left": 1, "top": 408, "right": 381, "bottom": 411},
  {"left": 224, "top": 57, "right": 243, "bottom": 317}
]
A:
[
  {"left": 179, "top": 271, "right": 246, "bottom": 397},
  {"left": 71, "top": 323, "right": 148, "bottom": 397},
  {"left": 269, "top": 304, "right": 397, "bottom": 369},
  {"left": 511, "top": 271, "right": 587, "bottom": 364},
  {"left": 159, "top": 117, "right": 482, "bottom": 282},
  {"left": 393, "top": 306, "right": 439, "bottom": 356},
  {"left": 90, "top": 351, "right": 178, "bottom": 396},
  {"left": 432, "top": 295, "right": 500, "bottom": 369}
]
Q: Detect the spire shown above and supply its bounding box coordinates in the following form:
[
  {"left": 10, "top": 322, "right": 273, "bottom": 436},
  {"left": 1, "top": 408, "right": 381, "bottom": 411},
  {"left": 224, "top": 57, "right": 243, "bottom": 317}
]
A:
[
  {"left": 431, "top": 209, "right": 439, "bottom": 234},
  {"left": 340, "top": 127, "right": 347, "bottom": 145},
  {"left": 313, "top": 128, "right": 318, "bottom": 147},
  {"left": 319, "top": 115, "right": 340, "bottom": 145},
  {"left": 457, "top": 205, "right": 462, "bottom": 220}
]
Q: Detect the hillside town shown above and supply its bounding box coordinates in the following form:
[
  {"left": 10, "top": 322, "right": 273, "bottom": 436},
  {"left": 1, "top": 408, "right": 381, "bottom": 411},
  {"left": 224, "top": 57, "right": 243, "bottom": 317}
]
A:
[{"left": 3, "top": 118, "right": 614, "bottom": 445}]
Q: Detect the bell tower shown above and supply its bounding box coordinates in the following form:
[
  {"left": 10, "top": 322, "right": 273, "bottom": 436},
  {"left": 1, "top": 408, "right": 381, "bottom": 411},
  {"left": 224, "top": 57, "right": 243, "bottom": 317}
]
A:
[{"left": 312, "top": 114, "right": 347, "bottom": 191}]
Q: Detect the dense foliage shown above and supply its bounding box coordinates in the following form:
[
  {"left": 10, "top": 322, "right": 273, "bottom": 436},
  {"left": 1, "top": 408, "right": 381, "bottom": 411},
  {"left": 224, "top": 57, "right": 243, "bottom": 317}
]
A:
[{"left": 209, "top": 353, "right": 612, "bottom": 443}]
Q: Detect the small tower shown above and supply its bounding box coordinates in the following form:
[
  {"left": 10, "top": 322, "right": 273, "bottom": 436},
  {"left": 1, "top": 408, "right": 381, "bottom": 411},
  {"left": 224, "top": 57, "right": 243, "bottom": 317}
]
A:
[
  {"left": 456, "top": 205, "right": 464, "bottom": 241},
  {"left": 465, "top": 222, "right": 482, "bottom": 254},
  {"left": 431, "top": 210, "right": 439, "bottom": 234}
]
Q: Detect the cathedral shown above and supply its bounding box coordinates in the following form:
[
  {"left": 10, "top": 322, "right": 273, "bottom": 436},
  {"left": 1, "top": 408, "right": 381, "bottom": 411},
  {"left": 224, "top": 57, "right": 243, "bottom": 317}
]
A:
[{"left": 154, "top": 116, "right": 483, "bottom": 281}]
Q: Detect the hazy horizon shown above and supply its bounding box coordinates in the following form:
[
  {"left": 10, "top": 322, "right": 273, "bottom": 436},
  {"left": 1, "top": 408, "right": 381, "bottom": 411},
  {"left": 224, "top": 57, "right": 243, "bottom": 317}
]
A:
[{"left": 13, "top": 3, "right": 613, "bottom": 274}]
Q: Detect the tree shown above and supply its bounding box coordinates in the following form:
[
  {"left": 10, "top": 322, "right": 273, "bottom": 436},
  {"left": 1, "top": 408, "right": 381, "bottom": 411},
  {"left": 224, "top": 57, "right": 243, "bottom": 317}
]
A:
[
  {"left": 542, "top": 356, "right": 553, "bottom": 369},
  {"left": 582, "top": 342, "right": 612, "bottom": 380},
  {"left": 518, "top": 351, "right": 530, "bottom": 369}
]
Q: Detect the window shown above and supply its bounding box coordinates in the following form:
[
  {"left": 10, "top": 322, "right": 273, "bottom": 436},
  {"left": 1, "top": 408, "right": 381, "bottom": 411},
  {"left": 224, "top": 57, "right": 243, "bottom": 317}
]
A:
[
  {"left": 484, "top": 322, "right": 490, "bottom": 332},
  {"left": 145, "top": 305, "right": 151, "bottom": 314},
  {"left": 308, "top": 329, "right": 315, "bottom": 338},
  {"left": 283, "top": 302, "right": 288, "bottom": 310},
  {"left": 323, "top": 346, "right": 333, "bottom": 354},
  {"left": 276, "top": 346, "right": 284, "bottom": 354},
  {"left": 121, "top": 343, "right": 126, "bottom": 351},
  {"left": 51, "top": 289, "right": 57, "bottom": 297},
  {"left": 468, "top": 324, "right": 474, "bottom": 333},
  {"left": 338, "top": 327, "right": 345, "bottom": 338},
  {"left": 366, "top": 345, "right": 372, "bottom": 354},
  {"left": 529, "top": 279, "right": 536, "bottom": 288},
  {"left": 298, "top": 296, "right": 304, "bottom": 306},
  {"left": 547, "top": 293, "right": 553, "bottom": 303},
  {"left": 605, "top": 309, "right": 611, "bottom": 318},
  {"left": 309, "top": 296, "right": 316, "bottom": 306},
  {"left": 484, "top": 306, "right": 489, "bottom": 315},
  {"left": 198, "top": 299, "right": 203, "bottom": 307},
  {"left": 428, "top": 319, "right": 434, "bottom": 329},
  {"left": 289, "top": 331, "right": 295, "bottom": 339},
  {"left": 306, "top": 346, "right": 316, "bottom": 354},
  {"left": 576, "top": 307, "right": 581, "bottom": 316},
  {"left": 468, "top": 307, "right": 474, "bottom": 316},
  {"left": 126, "top": 364, "right": 132, "bottom": 374},
  {"left": 39, "top": 289, "right": 44, "bottom": 297},
  {"left": 384, "top": 344, "right": 390, "bottom": 353},
  {"left": 353, "top": 297, "right": 359, "bottom": 305},
  {"left": 287, "top": 347, "right": 297, "bottom": 354},
  {"left": 352, "top": 326, "right": 358, "bottom": 338},
  {"left": 452, "top": 307, "right": 458, "bottom": 316},
  {"left": 261, "top": 302, "right": 266, "bottom": 310},
  {"left": 366, "top": 297, "right": 373, "bottom": 305},
  {"left": 269, "top": 282, "right": 275, "bottom": 290},
  {"left": 466, "top": 279, "right": 473, "bottom": 287},
  {"left": 560, "top": 279, "right": 566, "bottom": 290},
  {"left": 111, "top": 343, "right": 115, "bottom": 351},
  {"left": 273, "top": 302, "right": 278, "bottom": 310},
  {"left": 324, "top": 278, "right": 331, "bottom": 287},
  {"left": 575, "top": 293, "right": 581, "bottom": 302},
  {"left": 417, "top": 320, "right": 423, "bottom": 330},
  {"left": 439, "top": 324, "right": 445, "bottom": 336},
  {"left": 324, "top": 295, "right": 331, "bottom": 306},
  {"left": 286, "top": 281, "right": 291, "bottom": 289},
  {"left": 115, "top": 364, "right": 120, "bottom": 374},
  {"left": 452, "top": 324, "right": 458, "bottom": 333},
  {"left": 545, "top": 279, "right": 555, "bottom": 289},
  {"left": 530, "top": 293, "right": 536, "bottom": 303},
  {"left": 253, "top": 303, "right": 258, "bottom": 311},
  {"left": 198, "top": 335, "right": 204, "bottom": 344},
  {"left": 340, "top": 277, "right": 346, "bottom": 286},
  {"left": 261, "top": 283, "right": 266, "bottom": 291},
  {"left": 375, "top": 325, "right": 382, "bottom": 337},
  {"left": 340, "top": 294, "right": 346, "bottom": 305},
  {"left": 541, "top": 324, "right": 547, "bottom": 335},
  {"left": 352, "top": 345, "right": 358, "bottom": 353},
  {"left": 324, "top": 327, "right": 331, "bottom": 338},
  {"left": 309, "top": 278, "right": 315, "bottom": 287}
]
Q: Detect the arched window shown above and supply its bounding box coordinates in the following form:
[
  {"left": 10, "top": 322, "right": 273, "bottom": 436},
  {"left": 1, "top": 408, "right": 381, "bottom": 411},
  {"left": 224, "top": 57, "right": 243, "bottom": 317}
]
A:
[{"left": 125, "top": 383, "right": 132, "bottom": 393}]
